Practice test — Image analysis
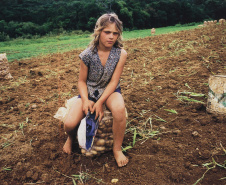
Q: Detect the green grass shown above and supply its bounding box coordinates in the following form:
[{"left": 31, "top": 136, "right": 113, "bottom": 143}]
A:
[
  {"left": 123, "top": 23, "right": 200, "bottom": 40},
  {"left": 0, "top": 23, "right": 201, "bottom": 62},
  {"left": 0, "top": 34, "right": 91, "bottom": 61}
]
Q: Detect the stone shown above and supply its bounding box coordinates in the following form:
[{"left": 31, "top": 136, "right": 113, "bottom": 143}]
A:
[{"left": 192, "top": 131, "right": 199, "bottom": 137}]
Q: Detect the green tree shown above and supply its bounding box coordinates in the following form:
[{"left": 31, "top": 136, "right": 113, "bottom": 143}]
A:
[
  {"left": 112, "top": 0, "right": 133, "bottom": 29},
  {"left": 0, "top": 0, "right": 225, "bottom": 39}
]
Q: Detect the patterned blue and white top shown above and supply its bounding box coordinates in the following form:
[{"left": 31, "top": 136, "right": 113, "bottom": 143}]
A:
[{"left": 79, "top": 46, "right": 121, "bottom": 101}]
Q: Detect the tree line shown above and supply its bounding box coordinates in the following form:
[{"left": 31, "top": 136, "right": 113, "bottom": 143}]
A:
[{"left": 0, "top": 0, "right": 225, "bottom": 41}]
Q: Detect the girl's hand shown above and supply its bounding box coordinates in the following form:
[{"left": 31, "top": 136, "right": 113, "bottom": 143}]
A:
[
  {"left": 82, "top": 99, "right": 94, "bottom": 115},
  {"left": 91, "top": 101, "right": 104, "bottom": 122}
]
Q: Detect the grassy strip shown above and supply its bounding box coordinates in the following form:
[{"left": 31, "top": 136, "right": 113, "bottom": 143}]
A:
[
  {"left": 0, "top": 24, "right": 200, "bottom": 62},
  {"left": 0, "top": 35, "right": 91, "bottom": 62},
  {"left": 123, "top": 24, "right": 200, "bottom": 40}
]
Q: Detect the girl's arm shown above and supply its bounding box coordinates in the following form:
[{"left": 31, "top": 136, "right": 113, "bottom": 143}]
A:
[
  {"left": 92, "top": 49, "right": 127, "bottom": 120},
  {"left": 78, "top": 60, "right": 94, "bottom": 115}
]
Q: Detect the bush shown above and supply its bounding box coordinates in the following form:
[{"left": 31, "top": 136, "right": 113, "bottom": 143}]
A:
[
  {"left": 83, "top": 30, "right": 91, "bottom": 35},
  {"left": 21, "top": 22, "right": 37, "bottom": 35},
  {"left": 71, "top": 30, "right": 84, "bottom": 35},
  {"left": 22, "top": 34, "right": 33, "bottom": 39},
  {"left": 0, "top": 32, "right": 10, "bottom": 41},
  {"left": 175, "top": 23, "right": 182, "bottom": 27},
  {"left": 0, "top": 20, "right": 7, "bottom": 33},
  {"left": 184, "top": 22, "right": 197, "bottom": 26}
]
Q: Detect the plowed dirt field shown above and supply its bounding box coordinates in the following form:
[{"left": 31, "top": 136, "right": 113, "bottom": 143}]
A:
[{"left": 1, "top": 25, "right": 226, "bottom": 185}]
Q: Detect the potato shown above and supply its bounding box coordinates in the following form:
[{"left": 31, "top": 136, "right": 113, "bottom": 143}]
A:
[
  {"left": 102, "top": 117, "right": 108, "bottom": 121},
  {"left": 107, "top": 123, "right": 112, "bottom": 128},
  {"left": 97, "top": 129, "right": 102, "bottom": 134},
  {"left": 104, "top": 111, "right": 112, "bottom": 117},
  {"left": 98, "top": 121, "right": 104, "bottom": 127},
  {"left": 96, "top": 139, "right": 105, "bottom": 146},
  {"left": 105, "top": 140, "right": 113, "bottom": 147},
  {"left": 85, "top": 152, "right": 93, "bottom": 157},
  {"left": 81, "top": 148, "right": 86, "bottom": 154},
  {"left": 94, "top": 137, "right": 98, "bottom": 142},
  {"left": 98, "top": 123, "right": 105, "bottom": 129},
  {"left": 93, "top": 146, "right": 105, "bottom": 151},
  {"left": 90, "top": 149, "right": 98, "bottom": 155},
  {"left": 103, "top": 118, "right": 111, "bottom": 124},
  {"left": 102, "top": 128, "right": 108, "bottom": 133},
  {"left": 99, "top": 133, "right": 107, "bottom": 138},
  {"left": 105, "top": 147, "right": 112, "bottom": 151}
]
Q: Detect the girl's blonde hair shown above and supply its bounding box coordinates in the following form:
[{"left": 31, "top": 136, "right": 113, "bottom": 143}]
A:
[{"left": 89, "top": 13, "right": 123, "bottom": 50}]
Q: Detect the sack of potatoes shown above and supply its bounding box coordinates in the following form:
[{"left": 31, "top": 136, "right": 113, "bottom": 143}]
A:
[
  {"left": 80, "top": 109, "right": 114, "bottom": 157},
  {"left": 53, "top": 96, "right": 127, "bottom": 157}
]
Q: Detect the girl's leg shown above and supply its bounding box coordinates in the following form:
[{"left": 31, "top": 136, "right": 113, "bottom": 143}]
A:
[
  {"left": 63, "top": 98, "right": 84, "bottom": 154},
  {"left": 106, "top": 92, "right": 129, "bottom": 167}
]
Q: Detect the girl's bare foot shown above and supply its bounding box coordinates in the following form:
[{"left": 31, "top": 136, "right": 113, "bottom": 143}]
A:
[
  {"left": 113, "top": 150, "right": 129, "bottom": 167},
  {"left": 63, "top": 137, "right": 73, "bottom": 154}
]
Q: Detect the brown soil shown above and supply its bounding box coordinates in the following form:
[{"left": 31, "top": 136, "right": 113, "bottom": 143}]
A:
[{"left": 1, "top": 25, "right": 226, "bottom": 185}]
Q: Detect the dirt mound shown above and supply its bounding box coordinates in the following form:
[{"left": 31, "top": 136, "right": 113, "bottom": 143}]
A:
[{"left": 1, "top": 25, "right": 225, "bottom": 185}]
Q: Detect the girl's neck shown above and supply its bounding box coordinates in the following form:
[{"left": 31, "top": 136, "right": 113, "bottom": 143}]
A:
[{"left": 97, "top": 44, "right": 112, "bottom": 52}]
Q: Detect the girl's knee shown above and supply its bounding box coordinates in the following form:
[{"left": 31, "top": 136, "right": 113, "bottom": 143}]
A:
[
  {"left": 64, "top": 121, "right": 72, "bottom": 132},
  {"left": 64, "top": 120, "right": 78, "bottom": 132},
  {"left": 112, "top": 105, "right": 126, "bottom": 122},
  {"left": 106, "top": 93, "right": 126, "bottom": 121}
]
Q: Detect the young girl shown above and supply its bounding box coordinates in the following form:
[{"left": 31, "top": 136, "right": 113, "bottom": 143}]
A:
[{"left": 63, "top": 13, "right": 128, "bottom": 167}]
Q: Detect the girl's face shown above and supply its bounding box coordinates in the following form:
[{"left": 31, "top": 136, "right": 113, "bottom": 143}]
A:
[{"left": 98, "top": 23, "right": 119, "bottom": 49}]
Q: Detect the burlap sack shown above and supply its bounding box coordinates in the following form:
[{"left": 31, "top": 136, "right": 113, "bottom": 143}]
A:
[
  {"left": 0, "top": 53, "right": 13, "bottom": 80},
  {"left": 207, "top": 75, "right": 226, "bottom": 114}
]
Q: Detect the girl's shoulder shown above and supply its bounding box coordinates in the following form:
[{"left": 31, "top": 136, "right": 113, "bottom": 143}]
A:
[
  {"left": 121, "top": 48, "right": 127, "bottom": 55},
  {"left": 120, "top": 48, "right": 127, "bottom": 58},
  {"left": 79, "top": 47, "right": 93, "bottom": 58},
  {"left": 112, "top": 46, "right": 126, "bottom": 56},
  {"left": 79, "top": 47, "right": 95, "bottom": 66}
]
